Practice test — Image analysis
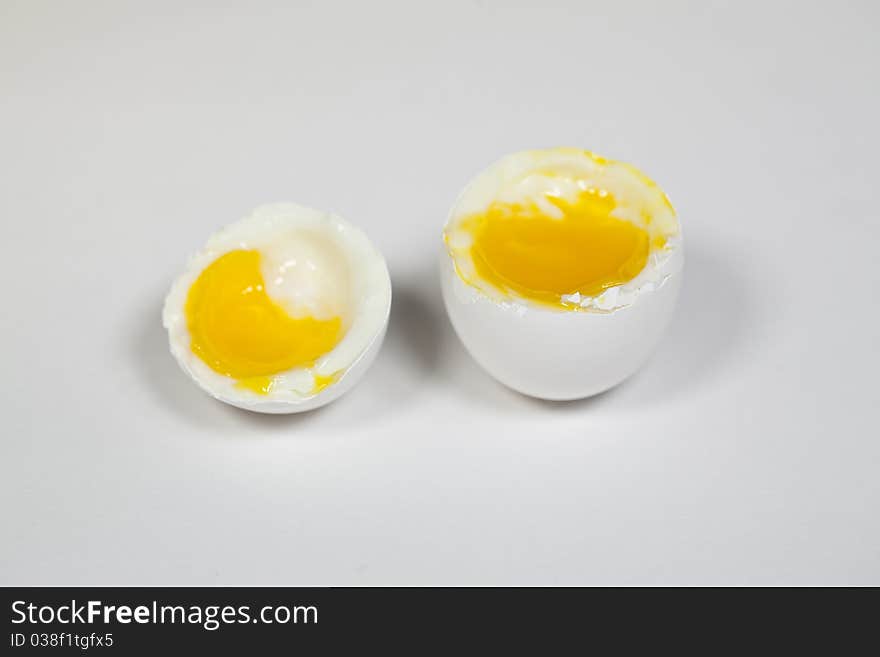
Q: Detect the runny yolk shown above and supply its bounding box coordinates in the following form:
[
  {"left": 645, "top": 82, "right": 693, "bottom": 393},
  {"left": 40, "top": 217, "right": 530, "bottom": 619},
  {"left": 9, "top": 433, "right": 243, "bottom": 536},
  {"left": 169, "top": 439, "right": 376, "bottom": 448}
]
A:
[
  {"left": 464, "top": 189, "right": 654, "bottom": 307},
  {"left": 185, "top": 250, "right": 343, "bottom": 393}
]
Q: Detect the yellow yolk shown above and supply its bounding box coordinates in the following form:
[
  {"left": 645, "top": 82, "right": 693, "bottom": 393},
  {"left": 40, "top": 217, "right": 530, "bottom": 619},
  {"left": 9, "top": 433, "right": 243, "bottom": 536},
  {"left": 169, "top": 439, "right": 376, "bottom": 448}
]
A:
[
  {"left": 236, "top": 375, "right": 275, "bottom": 395},
  {"left": 312, "top": 372, "right": 340, "bottom": 394},
  {"left": 185, "top": 250, "right": 343, "bottom": 393},
  {"left": 461, "top": 189, "right": 654, "bottom": 308}
]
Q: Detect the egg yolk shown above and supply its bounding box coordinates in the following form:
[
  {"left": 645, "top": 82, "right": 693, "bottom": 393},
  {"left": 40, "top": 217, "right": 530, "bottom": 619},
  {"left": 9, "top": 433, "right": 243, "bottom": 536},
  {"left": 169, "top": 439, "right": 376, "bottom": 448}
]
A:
[
  {"left": 185, "top": 250, "right": 343, "bottom": 393},
  {"left": 463, "top": 189, "right": 654, "bottom": 307}
]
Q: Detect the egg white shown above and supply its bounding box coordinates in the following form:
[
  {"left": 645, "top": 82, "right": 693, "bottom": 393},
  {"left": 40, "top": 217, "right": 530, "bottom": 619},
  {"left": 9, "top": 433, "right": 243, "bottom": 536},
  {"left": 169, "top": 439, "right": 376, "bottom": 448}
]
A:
[{"left": 163, "top": 203, "right": 391, "bottom": 413}]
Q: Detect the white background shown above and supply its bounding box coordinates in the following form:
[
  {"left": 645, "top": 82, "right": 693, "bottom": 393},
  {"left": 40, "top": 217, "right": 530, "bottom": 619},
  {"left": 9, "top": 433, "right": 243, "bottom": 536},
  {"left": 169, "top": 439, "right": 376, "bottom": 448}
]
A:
[{"left": 2, "top": 0, "right": 878, "bottom": 585}]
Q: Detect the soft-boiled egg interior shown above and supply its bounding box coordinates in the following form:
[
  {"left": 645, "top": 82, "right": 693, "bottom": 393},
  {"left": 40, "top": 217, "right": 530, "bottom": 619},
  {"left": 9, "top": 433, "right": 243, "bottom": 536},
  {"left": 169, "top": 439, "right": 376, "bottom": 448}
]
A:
[
  {"left": 185, "top": 235, "right": 349, "bottom": 395},
  {"left": 445, "top": 148, "right": 679, "bottom": 312},
  {"left": 164, "top": 204, "right": 391, "bottom": 413}
]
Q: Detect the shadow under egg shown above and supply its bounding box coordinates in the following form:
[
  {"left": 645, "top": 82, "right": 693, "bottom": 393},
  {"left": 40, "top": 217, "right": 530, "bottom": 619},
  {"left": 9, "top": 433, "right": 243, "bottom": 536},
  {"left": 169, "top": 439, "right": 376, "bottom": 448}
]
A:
[{"left": 624, "top": 239, "right": 756, "bottom": 405}]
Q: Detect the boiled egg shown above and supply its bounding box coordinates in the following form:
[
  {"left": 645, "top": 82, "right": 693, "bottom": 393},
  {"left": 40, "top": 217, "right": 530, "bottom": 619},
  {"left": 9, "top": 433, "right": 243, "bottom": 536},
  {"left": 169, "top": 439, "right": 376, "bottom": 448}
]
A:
[
  {"left": 163, "top": 203, "right": 391, "bottom": 413},
  {"left": 441, "top": 148, "right": 683, "bottom": 400}
]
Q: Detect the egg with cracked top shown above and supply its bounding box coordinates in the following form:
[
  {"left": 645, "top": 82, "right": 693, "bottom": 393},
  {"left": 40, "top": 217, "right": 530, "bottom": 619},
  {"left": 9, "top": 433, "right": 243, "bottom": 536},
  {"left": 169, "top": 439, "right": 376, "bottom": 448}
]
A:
[{"left": 441, "top": 148, "right": 683, "bottom": 400}]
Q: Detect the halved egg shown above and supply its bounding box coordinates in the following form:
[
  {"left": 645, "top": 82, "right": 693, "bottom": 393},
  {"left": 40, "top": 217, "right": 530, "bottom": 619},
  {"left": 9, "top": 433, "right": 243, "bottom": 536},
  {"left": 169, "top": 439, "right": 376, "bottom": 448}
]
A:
[
  {"left": 163, "top": 203, "right": 391, "bottom": 413},
  {"left": 441, "top": 148, "right": 683, "bottom": 400}
]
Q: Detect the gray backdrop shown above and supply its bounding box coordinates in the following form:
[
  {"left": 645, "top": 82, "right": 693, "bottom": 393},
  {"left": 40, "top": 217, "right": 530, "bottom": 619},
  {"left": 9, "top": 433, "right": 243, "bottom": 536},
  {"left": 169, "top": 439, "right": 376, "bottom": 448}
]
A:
[{"left": 2, "top": 0, "right": 878, "bottom": 585}]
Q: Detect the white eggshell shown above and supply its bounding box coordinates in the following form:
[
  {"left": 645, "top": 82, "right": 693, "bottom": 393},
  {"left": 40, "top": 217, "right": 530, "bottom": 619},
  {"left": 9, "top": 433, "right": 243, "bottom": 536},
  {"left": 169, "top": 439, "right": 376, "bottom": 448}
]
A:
[{"left": 441, "top": 246, "right": 683, "bottom": 400}]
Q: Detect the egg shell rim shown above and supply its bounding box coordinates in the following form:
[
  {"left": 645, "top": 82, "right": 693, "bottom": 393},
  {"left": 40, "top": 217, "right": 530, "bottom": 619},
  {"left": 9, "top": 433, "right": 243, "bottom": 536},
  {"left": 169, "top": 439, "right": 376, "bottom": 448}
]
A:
[{"left": 442, "top": 147, "right": 682, "bottom": 313}]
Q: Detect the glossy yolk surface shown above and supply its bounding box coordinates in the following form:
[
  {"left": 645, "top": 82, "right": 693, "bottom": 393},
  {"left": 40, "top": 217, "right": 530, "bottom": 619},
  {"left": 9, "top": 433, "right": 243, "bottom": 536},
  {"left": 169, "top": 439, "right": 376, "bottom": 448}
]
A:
[
  {"left": 465, "top": 189, "right": 653, "bottom": 307},
  {"left": 185, "top": 250, "right": 343, "bottom": 393}
]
